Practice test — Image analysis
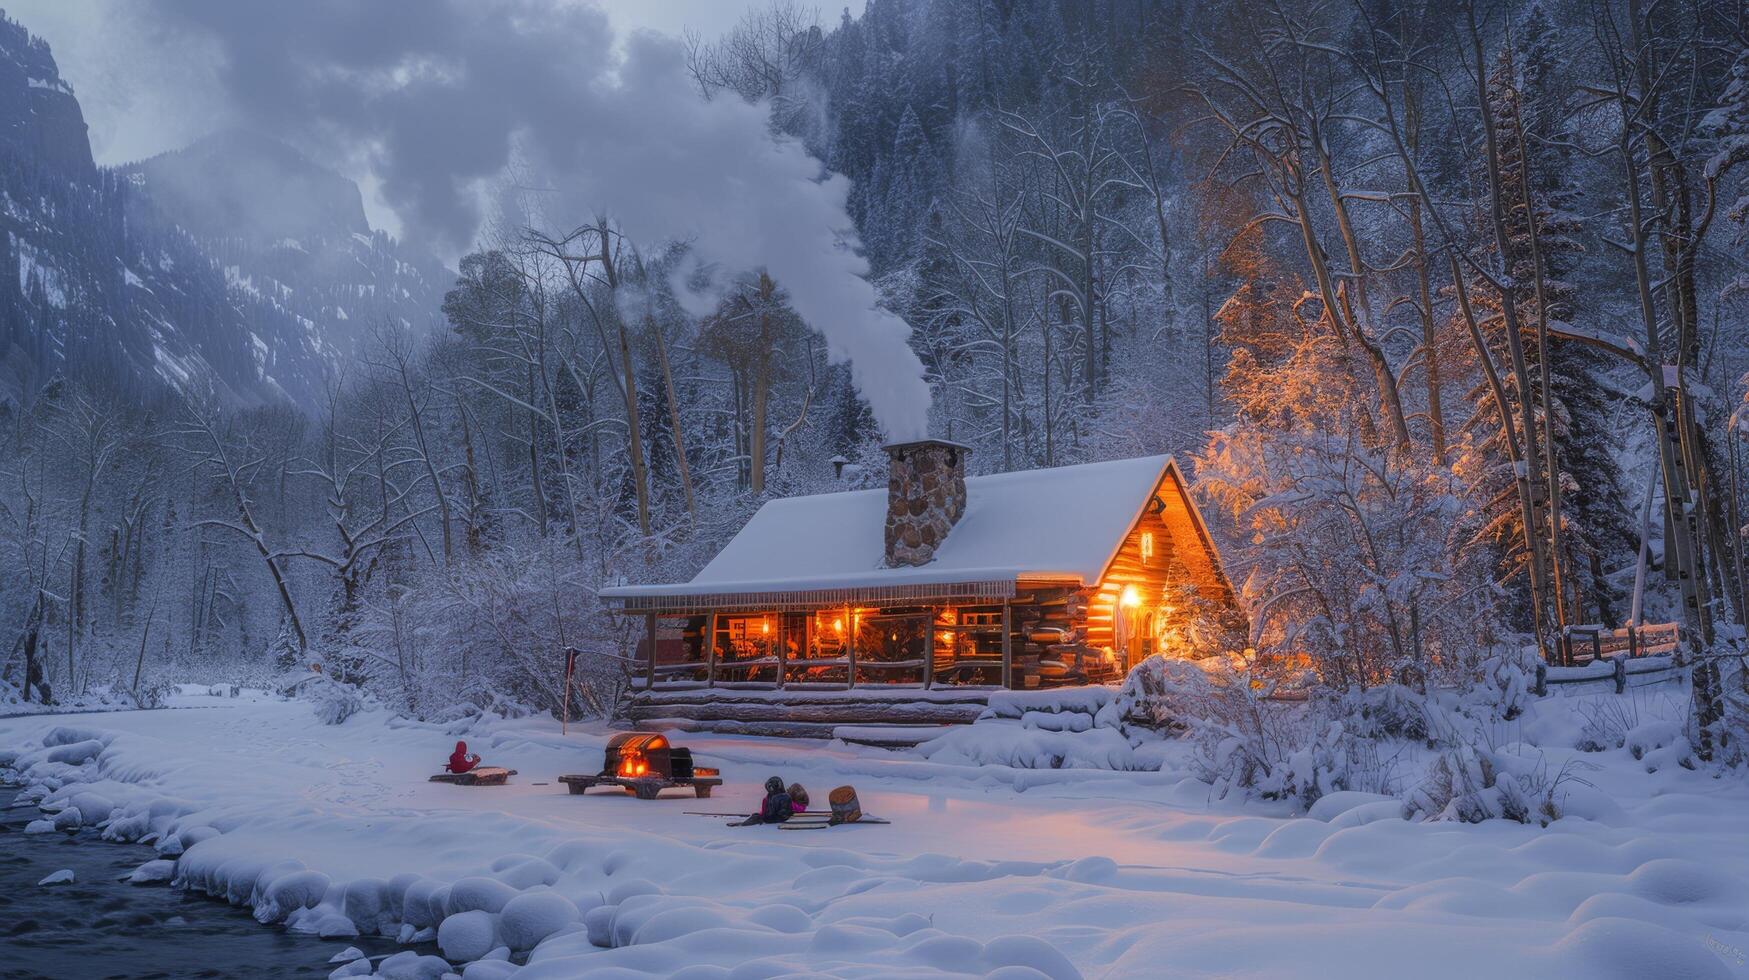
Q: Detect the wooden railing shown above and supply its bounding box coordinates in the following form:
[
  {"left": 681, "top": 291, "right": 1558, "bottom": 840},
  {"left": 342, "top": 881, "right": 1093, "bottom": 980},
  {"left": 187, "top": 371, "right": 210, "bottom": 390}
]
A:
[
  {"left": 1557, "top": 622, "right": 1681, "bottom": 665},
  {"left": 1536, "top": 622, "right": 1685, "bottom": 696}
]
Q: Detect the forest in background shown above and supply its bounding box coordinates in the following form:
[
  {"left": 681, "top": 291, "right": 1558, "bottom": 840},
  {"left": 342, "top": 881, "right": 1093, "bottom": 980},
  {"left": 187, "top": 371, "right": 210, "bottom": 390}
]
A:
[{"left": 3, "top": 0, "right": 1749, "bottom": 752}]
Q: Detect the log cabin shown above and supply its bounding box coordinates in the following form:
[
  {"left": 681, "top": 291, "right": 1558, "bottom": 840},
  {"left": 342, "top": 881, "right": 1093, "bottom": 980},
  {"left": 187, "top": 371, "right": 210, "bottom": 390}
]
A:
[{"left": 599, "top": 441, "right": 1246, "bottom": 733}]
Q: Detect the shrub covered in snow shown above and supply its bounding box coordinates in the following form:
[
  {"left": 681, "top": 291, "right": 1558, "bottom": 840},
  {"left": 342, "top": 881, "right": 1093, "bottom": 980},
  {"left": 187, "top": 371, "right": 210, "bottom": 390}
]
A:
[
  {"left": 1404, "top": 744, "right": 1585, "bottom": 826},
  {"left": 298, "top": 675, "right": 364, "bottom": 725}
]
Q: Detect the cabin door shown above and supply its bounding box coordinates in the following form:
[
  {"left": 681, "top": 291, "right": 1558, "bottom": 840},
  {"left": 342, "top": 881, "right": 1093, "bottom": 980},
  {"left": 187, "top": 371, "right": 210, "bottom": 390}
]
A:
[{"left": 1115, "top": 605, "right": 1153, "bottom": 671}]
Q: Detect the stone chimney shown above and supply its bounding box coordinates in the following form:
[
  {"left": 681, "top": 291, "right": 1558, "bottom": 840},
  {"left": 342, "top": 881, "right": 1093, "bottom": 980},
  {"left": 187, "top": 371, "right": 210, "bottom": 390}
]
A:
[{"left": 883, "top": 439, "right": 970, "bottom": 567}]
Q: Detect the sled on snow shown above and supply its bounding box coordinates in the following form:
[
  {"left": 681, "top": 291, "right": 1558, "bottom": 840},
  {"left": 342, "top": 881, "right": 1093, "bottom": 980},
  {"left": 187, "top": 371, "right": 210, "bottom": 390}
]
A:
[
  {"left": 778, "top": 812, "right": 890, "bottom": 830},
  {"left": 777, "top": 787, "right": 884, "bottom": 829},
  {"left": 429, "top": 766, "right": 517, "bottom": 786}
]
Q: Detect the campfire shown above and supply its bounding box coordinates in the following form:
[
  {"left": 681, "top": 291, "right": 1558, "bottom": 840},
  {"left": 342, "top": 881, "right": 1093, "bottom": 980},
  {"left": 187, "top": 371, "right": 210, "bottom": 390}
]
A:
[{"left": 599, "top": 733, "right": 716, "bottom": 782}]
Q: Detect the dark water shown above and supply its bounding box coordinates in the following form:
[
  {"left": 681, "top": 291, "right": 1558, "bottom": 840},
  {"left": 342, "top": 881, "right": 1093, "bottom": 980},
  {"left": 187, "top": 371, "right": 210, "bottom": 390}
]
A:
[{"left": 0, "top": 790, "right": 410, "bottom": 979}]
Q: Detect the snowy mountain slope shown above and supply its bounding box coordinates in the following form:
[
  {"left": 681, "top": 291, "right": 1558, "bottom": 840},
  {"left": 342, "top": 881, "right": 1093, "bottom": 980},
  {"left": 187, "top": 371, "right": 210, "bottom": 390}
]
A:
[{"left": 0, "top": 13, "right": 446, "bottom": 412}]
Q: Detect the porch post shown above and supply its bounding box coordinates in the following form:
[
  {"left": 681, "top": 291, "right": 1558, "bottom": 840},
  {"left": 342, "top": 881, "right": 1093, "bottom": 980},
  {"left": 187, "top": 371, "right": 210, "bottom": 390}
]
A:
[
  {"left": 923, "top": 608, "right": 935, "bottom": 690},
  {"left": 846, "top": 604, "right": 857, "bottom": 689},
  {"left": 644, "top": 612, "right": 657, "bottom": 691},
  {"left": 705, "top": 611, "right": 718, "bottom": 688},
  {"left": 776, "top": 612, "right": 787, "bottom": 690},
  {"left": 1001, "top": 600, "right": 1013, "bottom": 689}
]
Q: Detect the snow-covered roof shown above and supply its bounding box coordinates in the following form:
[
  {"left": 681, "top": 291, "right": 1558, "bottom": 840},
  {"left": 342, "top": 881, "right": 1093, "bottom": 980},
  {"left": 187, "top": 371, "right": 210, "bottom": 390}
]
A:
[{"left": 602, "top": 454, "right": 1183, "bottom": 604}]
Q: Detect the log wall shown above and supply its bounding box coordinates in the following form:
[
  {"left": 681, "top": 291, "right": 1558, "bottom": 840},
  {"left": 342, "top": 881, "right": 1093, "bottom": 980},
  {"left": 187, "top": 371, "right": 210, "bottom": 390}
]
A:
[{"left": 1084, "top": 468, "right": 1240, "bottom": 664}]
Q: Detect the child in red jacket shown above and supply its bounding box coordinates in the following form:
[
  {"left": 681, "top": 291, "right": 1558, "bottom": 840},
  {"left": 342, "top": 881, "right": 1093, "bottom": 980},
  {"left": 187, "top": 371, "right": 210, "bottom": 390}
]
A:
[{"left": 446, "top": 740, "right": 480, "bottom": 774}]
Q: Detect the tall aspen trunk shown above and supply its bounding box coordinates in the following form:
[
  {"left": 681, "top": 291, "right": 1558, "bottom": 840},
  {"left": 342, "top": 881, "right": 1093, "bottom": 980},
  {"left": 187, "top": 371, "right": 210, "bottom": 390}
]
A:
[
  {"left": 1510, "top": 78, "right": 1570, "bottom": 637},
  {"left": 749, "top": 273, "right": 776, "bottom": 497},
  {"left": 649, "top": 314, "right": 695, "bottom": 521},
  {"left": 1450, "top": 255, "right": 1548, "bottom": 656},
  {"left": 1407, "top": 202, "right": 1446, "bottom": 466},
  {"left": 614, "top": 314, "right": 651, "bottom": 538},
  {"left": 1470, "top": 9, "right": 1556, "bottom": 658},
  {"left": 527, "top": 362, "right": 548, "bottom": 535}
]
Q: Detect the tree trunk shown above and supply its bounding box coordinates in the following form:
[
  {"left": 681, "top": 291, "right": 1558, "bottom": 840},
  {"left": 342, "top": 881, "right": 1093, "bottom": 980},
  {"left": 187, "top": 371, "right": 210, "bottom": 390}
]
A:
[
  {"left": 650, "top": 314, "right": 696, "bottom": 521},
  {"left": 1406, "top": 202, "right": 1446, "bottom": 466},
  {"left": 1470, "top": 9, "right": 1556, "bottom": 658}
]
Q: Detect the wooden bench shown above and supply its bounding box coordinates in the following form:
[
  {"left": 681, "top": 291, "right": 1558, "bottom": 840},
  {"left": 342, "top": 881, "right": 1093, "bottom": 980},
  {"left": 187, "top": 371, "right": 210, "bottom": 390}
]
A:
[{"left": 558, "top": 773, "right": 722, "bottom": 799}]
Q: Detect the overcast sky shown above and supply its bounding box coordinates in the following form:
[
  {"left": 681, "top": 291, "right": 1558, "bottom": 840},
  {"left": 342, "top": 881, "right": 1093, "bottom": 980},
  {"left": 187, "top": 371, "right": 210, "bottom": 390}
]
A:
[{"left": 7, "top": 1, "right": 863, "bottom": 238}]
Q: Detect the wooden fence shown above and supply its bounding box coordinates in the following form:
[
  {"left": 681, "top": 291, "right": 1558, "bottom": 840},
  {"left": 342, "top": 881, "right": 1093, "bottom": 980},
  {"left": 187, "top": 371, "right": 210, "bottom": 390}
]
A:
[
  {"left": 1556, "top": 622, "right": 1681, "bottom": 665},
  {"left": 1535, "top": 622, "right": 1685, "bottom": 695}
]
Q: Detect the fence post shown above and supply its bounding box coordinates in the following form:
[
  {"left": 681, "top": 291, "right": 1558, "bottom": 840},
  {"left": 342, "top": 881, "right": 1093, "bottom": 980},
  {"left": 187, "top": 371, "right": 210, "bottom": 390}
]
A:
[
  {"left": 1534, "top": 662, "right": 1547, "bottom": 697},
  {"left": 1612, "top": 655, "right": 1627, "bottom": 695}
]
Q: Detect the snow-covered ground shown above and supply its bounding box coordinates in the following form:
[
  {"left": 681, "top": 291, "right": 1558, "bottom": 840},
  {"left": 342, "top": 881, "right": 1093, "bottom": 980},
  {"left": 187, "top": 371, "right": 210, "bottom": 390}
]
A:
[{"left": 3, "top": 688, "right": 1747, "bottom": 979}]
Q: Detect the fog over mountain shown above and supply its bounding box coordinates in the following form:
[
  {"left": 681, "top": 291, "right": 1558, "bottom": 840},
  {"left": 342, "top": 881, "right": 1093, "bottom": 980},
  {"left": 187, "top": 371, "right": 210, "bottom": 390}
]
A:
[{"left": 0, "top": 12, "right": 445, "bottom": 411}]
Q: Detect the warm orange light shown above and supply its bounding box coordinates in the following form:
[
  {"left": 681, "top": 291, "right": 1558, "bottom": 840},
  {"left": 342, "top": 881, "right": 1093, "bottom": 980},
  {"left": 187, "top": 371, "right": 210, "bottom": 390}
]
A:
[
  {"left": 1140, "top": 532, "right": 1155, "bottom": 562},
  {"left": 761, "top": 619, "right": 771, "bottom": 635},
  {"left": 833, "top": 618, "right": 845, "bottom": 633},
  {"left": 1120, "top": 585, "right": 1141, "bottom": 608}
]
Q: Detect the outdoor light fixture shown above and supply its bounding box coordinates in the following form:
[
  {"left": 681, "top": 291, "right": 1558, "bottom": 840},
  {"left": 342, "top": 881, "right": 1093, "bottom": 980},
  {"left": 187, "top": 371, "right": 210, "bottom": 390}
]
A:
[{"left": 1121, "top": 585, "right": 1141, "bottom": 607}]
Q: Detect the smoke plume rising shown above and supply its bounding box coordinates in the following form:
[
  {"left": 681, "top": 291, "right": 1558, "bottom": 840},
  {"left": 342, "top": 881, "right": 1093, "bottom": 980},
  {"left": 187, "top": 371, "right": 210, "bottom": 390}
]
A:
[{"left": 155, "top": 0, "right": 930, "bottom": 439}]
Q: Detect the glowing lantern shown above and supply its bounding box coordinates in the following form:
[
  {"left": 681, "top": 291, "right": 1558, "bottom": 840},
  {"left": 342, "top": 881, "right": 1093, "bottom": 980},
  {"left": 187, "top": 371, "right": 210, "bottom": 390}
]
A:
[{"left": 1120, "top": 585, "right": 1141, "bottom": 608}]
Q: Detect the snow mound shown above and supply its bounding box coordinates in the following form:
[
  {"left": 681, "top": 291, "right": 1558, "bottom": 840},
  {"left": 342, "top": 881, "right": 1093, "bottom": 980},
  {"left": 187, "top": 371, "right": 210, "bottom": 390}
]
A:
[
  {"left": 129, "top": 859, "right": 177, "bottom": 883},
  {"left": 373, "top": 950, "right": 454, "bottom": 979},
  {"left": 499, "top": 890, "right": 579, "bottom": 951},
  {"left": 1554, "top": 917, "right": 1733, "bottom": 979},
  {"left": 447, "top": 876, "right": 519, "bottom": 915},
  {"left": 918, "top": 687, "right": 1148, "bottom": 770},
  {"left": 439, "top": 908, "right": 500, "bottom": 961},
  {"left": 38, "top": 868, "right": 75, "bottom": 886}
]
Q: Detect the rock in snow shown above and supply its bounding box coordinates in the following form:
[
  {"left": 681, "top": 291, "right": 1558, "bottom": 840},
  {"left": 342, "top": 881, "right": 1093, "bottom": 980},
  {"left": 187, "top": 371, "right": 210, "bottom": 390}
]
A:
[
  {"left": 498, "top": 890, "right": 578, "bottom": 951},
  {"left": 437, "top": 908, "right": 499, "bottom": 962},
  {"left": 38, "top": 868, "right": 76, "bottom": 885},
  {"left": 371, "top": 950, "right": 453, "bottom": 979},
  {"left": 128, "top": 859, "right": 177, "bottom": 883},
  {"left": 327, "top": 958, "right": 373, "bottom": 979},
  {"left": 328, "top": 945, "right": 367, "bottom": 964},
  {"left": 446, "top": 876, "right": 518, "bottom": 916}
]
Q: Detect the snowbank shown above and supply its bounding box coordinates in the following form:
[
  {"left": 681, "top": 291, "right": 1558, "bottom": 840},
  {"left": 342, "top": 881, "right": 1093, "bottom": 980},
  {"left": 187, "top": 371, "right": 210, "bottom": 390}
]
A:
[
  {"left": 2, "top": 689, "right": 1744, "bottom": 978},
  {"left": 916, "top": 688, "right": 1150, "bottom": 770}
]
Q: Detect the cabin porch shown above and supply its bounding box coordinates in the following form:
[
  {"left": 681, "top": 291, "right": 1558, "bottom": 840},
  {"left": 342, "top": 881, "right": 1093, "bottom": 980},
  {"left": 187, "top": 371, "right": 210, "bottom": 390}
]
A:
[{"left": 624, "top": 585, "right": 1134, "bottom": 698}]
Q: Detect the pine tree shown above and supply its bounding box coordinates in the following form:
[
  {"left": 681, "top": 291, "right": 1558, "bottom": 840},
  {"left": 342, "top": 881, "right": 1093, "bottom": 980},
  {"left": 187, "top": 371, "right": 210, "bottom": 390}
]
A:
[
  {"left": 1457, "top": 31, "right": 1633, "bottom": 629},
  {"left": 867, "top": 104, "right": 944, "bottom": 271}
]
